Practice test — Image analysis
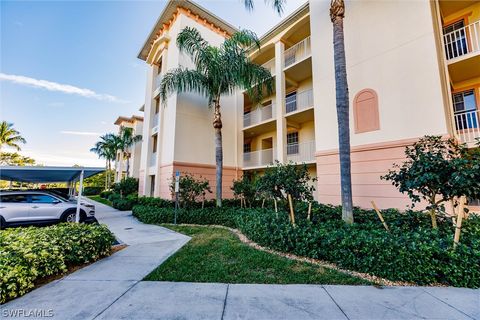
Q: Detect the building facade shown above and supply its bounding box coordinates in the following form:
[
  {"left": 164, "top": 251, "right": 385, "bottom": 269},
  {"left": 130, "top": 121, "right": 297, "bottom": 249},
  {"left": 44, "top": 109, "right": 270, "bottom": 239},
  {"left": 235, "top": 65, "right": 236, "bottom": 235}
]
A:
[
  {"left": 114, "top": 115, "right": 144, "bottom": 182},
  {"left": 135, "top": 0, "right": 480, "bottom": 211}
]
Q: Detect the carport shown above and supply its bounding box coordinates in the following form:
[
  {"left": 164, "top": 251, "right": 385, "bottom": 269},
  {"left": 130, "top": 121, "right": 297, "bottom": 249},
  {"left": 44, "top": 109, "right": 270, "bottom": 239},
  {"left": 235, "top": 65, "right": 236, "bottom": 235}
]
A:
[{"left": 0, "top": 166, "right": 105, "bottom": 222}]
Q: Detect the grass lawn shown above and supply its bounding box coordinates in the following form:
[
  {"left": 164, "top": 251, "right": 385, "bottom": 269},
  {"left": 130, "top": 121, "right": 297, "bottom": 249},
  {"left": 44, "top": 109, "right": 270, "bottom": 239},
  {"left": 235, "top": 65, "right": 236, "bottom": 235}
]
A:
[
  {"left": 144, "top": 225, "right": 372, "bottom": 285},
  {"left": 87, "top": 195, "right": 112, "bottom": 207}
]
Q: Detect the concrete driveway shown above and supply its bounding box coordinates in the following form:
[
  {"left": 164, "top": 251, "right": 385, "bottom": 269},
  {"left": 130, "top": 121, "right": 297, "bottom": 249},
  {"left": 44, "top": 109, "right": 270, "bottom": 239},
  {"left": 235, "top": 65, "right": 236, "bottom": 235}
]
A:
[{"left": 1, "top": 201, "right": 478, "bottom": 320}]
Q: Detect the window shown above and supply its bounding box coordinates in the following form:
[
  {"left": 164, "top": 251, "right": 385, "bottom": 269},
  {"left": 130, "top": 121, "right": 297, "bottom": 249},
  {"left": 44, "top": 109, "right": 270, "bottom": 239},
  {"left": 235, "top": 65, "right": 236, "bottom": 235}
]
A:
[
  {"left": 31, "top": 195, "right": 57, "bottom": 204},
  {"left": 154, "top": 98, "right": 160, "bottom": 114},
  {"left": 353, "top": 89, "right": 380, "bottom": 133},
  {"left": 150, "top": 175, "right": 155, "bottom": 197},
  {"left": 443, "top": 20, "right": 468, "bottom": 59},
  {"left": 453, "top": 90, "right": 478, "bottom": 130},
  {"left": 243, "top": 143, "right": 251, "bottom": 161},
  {"left": 286, "top": 92, "right": 297, "bottom": 113},
  {"left": 152, "top": 135, "right": 158, "bottom": 153},
  {"left": 287, "top": 132, "right": 299, "bottom": 155},
  {"left": 0, "top": 194, "right": 28, "bottom": 203}
]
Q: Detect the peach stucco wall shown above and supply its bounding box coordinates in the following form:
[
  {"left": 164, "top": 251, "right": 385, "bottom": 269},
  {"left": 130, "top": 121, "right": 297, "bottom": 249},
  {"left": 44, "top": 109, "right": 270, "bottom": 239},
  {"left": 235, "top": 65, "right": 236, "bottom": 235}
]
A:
[
  {"left": 316, "top": 138, "right": 423, "bottom": 210},
  {"left": 156, "top": 162, "right": 241, "bottom": 200}
]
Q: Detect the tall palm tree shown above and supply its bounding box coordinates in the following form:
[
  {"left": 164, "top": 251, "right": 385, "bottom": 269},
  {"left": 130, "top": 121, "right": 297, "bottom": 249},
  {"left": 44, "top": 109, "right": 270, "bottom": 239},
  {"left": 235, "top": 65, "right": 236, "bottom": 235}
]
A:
[
  {"left": 117, "top": 127, "right": 142, "bottom": 178},
  {"left": 90, "top": 133, "right": 118, "bottom": 189},
  {"left": 243, "top": 0, "right": 354, "bottom": 223},
  {"left": 0, "top": 121, "right": 26, "bottom": 153},
  {"left": 330, "top": 0, "right": 353, "bottom": 224},
  {"left": 160, "top": 27, "right": 273, "bottom": 207}
]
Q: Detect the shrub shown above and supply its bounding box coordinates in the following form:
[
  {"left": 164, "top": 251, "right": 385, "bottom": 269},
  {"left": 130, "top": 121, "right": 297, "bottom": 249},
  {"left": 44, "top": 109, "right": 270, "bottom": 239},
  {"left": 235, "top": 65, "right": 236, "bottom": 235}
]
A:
[
  {"left": 231, "top": 174, "right": 259, "bottom": 207},
  {"left": 169, "top": 173, "right": 212, "bottom": 208},
  {"left": 132, "top": 203, "right": 480, "bottom": 288},
  {"left": 113, "top": 177, "right": 138, "bottom": 197},
  {"left": 100, "top": 190, "right": 114, "bottom": 199},
  {"left": 83, "top": 187, "right": 103, "bottom": 196},
  {"left": 0, "top": 223, "right": 115, "bottom": 303}
]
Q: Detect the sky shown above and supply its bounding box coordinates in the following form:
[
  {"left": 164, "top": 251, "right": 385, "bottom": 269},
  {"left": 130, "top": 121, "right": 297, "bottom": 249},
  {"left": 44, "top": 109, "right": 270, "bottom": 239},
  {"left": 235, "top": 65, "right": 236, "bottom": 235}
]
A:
[{"left": 0, "top": 0, "right": 306, "bottom": 167}]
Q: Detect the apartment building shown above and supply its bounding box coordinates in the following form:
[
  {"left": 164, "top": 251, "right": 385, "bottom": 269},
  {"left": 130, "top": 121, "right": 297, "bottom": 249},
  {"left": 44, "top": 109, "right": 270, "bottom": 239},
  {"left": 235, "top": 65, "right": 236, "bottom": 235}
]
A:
[
  {"left": 136, "top": 0, "right": 480, "bottom": 210},
  {"left": 113, "top": 115, "right": 144, "bottom": 182}
]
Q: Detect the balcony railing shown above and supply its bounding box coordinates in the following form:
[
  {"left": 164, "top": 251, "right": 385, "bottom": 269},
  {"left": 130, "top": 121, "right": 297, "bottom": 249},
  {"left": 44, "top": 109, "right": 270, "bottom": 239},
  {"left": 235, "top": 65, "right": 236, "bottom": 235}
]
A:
[
  {"left": 149, "top": 153, "right": 157, "bottom": 167},
  {"left": 243, "top": 103, "right": 275, "bottom": 127},
  {"left": 444, "top": 21, "right": 480, "bottom": 61},
  {"left": 154, "top": 74, "right": 162, "bottom": 90},
  {"left": 285, "top": 89, "right": 314, "bottom": 114},
  {"left": 284, "top": 36, "right": 311, "bottom": 68},
  {"left": 243, "top": 148, "right": 275, "bottom": 168},
  {"left": 286, "top": 140, "right": 316, "bottom": 163},
  {"left": 262, "top": 58, "right": 275, "bottom": 75},
  {"left": 454, "top": 110, "right": 480, "bottom": 144}
]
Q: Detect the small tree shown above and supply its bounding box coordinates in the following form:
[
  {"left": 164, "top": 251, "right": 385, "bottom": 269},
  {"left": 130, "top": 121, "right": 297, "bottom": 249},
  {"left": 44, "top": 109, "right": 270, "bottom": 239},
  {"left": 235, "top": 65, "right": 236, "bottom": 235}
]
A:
[
  {"left": 382, "top": 136, "right": 480, "bottom": 228},
  {"left": 170, "top": 173, "right": 212, "bottom": 208},
  {"left": 258, "top": 161, "right": 316, "bottom": 224},
  {"left": 231, "top": 173, "right": 258, "bottom": 207},
  {"left": 113, "top": 177, "right": 139, "bottom": 197}
]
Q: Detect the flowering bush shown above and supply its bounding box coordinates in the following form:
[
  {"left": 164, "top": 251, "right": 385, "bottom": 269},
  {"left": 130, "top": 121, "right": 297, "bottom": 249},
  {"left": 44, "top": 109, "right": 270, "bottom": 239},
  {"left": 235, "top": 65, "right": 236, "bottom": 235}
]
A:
[{"left": 0, "top": 223, "right": 115, "bottom": 303}]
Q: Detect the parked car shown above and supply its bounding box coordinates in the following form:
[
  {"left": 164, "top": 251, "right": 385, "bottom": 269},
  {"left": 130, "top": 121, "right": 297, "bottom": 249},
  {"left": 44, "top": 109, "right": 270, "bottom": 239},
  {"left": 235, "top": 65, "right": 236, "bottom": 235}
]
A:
[{"left": 0, "top": 190, "right": 96, "bottom": 229}]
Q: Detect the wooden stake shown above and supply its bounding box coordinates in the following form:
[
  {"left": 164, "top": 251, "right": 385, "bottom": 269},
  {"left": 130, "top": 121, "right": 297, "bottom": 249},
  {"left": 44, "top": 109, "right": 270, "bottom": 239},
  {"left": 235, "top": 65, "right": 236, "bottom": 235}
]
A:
[
  {"left": 307, "top": 202, "right": 312, "bottom": 221},
  {"left": 262, "top": 198, "right": 265, "bottom": 208},
  {"left": 288, "top": 194, "right": 295, "bottom": 226},
  {"left": 371, "top": 201, "right": 389, "bottom": 232},
  {"left": 454, "top": 196, "right": 466, "bottom": 248},
  {"left": 274, "top": 198, "right": 278, "bottom": 213}
]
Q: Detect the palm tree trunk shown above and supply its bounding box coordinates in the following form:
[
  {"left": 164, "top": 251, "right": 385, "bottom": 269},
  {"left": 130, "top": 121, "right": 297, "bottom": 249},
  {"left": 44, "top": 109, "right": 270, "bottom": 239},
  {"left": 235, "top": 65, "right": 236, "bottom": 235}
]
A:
[
  {"left": 125, "top": 153, "right": 130, "bottom": 177},
  {"left": 331, "top": 0, "right": 353, "bottom": 224},
  {"left": 105, "top": 159, "right": 108, "bottom": 190},
  {"left": 213, "top": 101, "right": 223, "bottom": 207}
]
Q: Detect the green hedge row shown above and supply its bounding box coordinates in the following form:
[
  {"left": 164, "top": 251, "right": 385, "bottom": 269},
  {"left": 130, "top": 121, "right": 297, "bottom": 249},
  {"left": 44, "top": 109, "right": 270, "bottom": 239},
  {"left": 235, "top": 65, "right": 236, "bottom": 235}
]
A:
[
  {"left": 132, "top": 203, "right": 480, "bottom": 288},
  {"left": 0, "top": 223, "right": 115, "bottom": 303}
]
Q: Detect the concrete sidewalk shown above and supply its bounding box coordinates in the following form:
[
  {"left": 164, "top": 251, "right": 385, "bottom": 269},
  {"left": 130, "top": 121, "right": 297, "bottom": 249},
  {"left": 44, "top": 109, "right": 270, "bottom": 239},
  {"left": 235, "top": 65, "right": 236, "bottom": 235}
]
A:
[{"left": 1, "top": 202, "right": 479, "bottom": 320}]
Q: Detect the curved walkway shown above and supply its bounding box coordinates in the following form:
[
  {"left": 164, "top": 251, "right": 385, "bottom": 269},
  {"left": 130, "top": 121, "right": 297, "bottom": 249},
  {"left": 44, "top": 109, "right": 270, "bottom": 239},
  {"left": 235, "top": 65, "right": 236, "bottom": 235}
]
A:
[{"left": 1, "top": 201, "right": 479, "bottom": 320}]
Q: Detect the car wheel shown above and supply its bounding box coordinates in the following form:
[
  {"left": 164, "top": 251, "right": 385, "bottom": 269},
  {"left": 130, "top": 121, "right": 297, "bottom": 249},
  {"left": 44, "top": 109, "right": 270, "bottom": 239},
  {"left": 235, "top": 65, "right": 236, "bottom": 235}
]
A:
[
  {"left": 0, "top": 216, "right": 5, "bottom": 230},
  {"left": 62, "top": 210, "right": 77, "bottom": 223}
]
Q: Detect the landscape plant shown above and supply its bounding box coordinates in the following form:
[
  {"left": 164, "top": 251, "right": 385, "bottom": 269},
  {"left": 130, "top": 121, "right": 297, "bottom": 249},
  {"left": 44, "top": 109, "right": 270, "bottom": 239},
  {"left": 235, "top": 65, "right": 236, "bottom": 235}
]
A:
[
  {"left": 382, "top": 136, "right": 480, "bottom": 228},
  {"left": 231, "top": 173, "right": 259, "bottom": 207},
  {"left": 169, "top": 173, "right": 212, "bottom": 208}
]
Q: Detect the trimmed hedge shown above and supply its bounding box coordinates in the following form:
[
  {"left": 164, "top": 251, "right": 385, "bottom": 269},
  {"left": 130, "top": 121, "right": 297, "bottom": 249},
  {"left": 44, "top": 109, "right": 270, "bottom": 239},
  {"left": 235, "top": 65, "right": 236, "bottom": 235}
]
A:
[
  {"left": 0, "top": 223, "right": 115, "bottom": 303},
  {"left": 132, "top": 202, "right": 480, "bottom": 288}
]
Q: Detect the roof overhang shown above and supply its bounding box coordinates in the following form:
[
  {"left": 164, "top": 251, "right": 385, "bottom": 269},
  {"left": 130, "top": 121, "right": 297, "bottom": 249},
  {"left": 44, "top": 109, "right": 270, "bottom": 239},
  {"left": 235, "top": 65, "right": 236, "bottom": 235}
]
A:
[
  {"left": 0, "top": 166, "right": 105, "bottom": 183},
  {"left": 114, "top": 115, "right": 144, "bottom": 125},
  {"left": 138, "top": 0, "right": 238, "bottom": 61}
]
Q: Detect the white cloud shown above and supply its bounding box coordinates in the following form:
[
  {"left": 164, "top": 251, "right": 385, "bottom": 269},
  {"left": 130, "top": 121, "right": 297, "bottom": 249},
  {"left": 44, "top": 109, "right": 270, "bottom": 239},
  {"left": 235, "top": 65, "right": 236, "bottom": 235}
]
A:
[
  {"left": 0, "top": 73, "right": 128, "bottom": 103},
  {"left": 60, "top": 131, "right": 100, "bottom": 136}
]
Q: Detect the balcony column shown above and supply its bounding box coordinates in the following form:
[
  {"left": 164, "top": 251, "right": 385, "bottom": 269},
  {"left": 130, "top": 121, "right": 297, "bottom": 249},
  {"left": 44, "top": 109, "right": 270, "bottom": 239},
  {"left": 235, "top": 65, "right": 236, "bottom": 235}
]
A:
[
  {"left": 154, "top": 50, "right": 168, "bottom": 197},
  {"left": 139, "top": 65, "right": 155, "bottom": 196},
  {"left": 275, "top": 40, "right": 287, "bottom": 163}
]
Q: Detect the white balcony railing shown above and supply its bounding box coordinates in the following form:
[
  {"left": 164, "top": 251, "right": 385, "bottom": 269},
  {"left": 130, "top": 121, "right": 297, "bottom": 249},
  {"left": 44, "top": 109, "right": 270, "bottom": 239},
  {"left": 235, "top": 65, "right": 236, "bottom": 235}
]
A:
[
  {"left": 243, "top": 103, "right": 275, "bottom": 127},
  {"left": 284, "top": 36, "right": 311, "bottom": 68},
  {"left": 262, "top": 58, "right": 275, "bottom": 75},
  {"left": 454, "top": 110, "right": 480, "bottom": 144},
  {"left": 149, "top": 153, "right": 157, "bottom": 167},
  {"left": 243, "top": 148, "right": 275, "bottom": 168},
  {"left": 444, "top": 21, "right": 480, "bottom": 61},
  {"left": 285, "top": 89, "right": 314, "bottom": 114},
  {"left": 152, "top": 114, "right": 159, "bottom": 128},
  {"left": 286, "top": 140, "right": 316, "bottom": 163},
  {"left": 154, "top": 74, "right": 162, "bottom": 90}
]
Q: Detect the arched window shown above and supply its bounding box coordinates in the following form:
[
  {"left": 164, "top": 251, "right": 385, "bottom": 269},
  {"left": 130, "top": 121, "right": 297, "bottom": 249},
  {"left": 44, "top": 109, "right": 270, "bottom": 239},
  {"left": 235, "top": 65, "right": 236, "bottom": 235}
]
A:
[{"left": 353, "top": 89, "right": 380, "bottom": 133}]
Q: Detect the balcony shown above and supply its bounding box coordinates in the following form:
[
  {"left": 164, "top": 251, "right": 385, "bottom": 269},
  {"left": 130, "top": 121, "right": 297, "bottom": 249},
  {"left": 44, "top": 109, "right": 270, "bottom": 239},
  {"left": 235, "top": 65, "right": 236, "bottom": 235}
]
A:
[
  {"left": 285, "top": 89, "right": 314, "bottom": 114},
  {"left": 243, "top": 148, "right": 275, "bottom": 169},
  {"left": 244, "top": 103, "right": 275, "bottom": 128},
  {"left": 286, "top": 140, "right": 316, "bottom": 164},
  {"left": 152, "top": 114, "right": 159, "bottom": 128},
  {"left": 284, "top": 36, "right": 311, "bottom": 69},
  {"left": 444, "top": 21, "right": 480, "bottom": 62},
  {"left": 149, "top": 153, "right": 157, "bottom": 167},
  {"left": 153, "top": 74, "right": 162, "bottom": 97},
  {"left": 454, "top": 110, "right": 480, "bottom": 145}
]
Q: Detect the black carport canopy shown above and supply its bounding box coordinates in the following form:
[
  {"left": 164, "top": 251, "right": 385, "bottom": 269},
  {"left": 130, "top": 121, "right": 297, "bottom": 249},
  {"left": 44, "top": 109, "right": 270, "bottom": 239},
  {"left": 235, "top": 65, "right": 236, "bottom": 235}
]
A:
[{"left": 0, "top": 166, "right": 104, "bottom": 183}]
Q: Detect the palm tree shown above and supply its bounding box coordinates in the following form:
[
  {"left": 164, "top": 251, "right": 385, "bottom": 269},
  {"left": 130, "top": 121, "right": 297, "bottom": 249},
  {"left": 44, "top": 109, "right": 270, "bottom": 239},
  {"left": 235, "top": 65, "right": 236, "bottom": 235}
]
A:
[
  {"left": 117, "top": 127, "right": 142, "bottom": 177},
  {"left": 0, "top": 121, "right": 26, "bottom": 153},
  {"left": 243, "top": 0, "right": 354, "bottom": 223},
  {"left": 330, "top": 0, "right": 353, "bottom": 224},
  {"left": 160, "top": 27, "right": 273, "bottom": 207},
  {"left": 90, "top": 133, "right": 118, "bottom": 189}
]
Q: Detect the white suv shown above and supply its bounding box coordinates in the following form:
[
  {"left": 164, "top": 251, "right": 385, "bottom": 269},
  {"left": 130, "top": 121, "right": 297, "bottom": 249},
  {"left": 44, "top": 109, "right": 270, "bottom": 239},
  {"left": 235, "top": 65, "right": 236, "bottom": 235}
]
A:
[{"left": 0, "top": 191, "right": 96, "bottom": 228}]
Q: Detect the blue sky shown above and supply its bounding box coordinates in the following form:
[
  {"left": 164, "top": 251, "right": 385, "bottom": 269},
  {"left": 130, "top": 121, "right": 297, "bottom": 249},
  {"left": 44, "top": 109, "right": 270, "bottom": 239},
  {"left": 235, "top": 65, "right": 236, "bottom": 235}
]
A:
[{"left": 1, "top": 0, "right": 305, "bottom": 167}]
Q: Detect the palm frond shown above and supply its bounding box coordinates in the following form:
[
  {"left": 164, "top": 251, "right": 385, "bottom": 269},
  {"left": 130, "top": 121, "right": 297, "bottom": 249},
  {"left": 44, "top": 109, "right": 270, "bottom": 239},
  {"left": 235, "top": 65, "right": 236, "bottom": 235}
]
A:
[
  {"left": 160, "top": 68, "right": 210, "bottom": 104},
  {"left": 177, "top": 27, "right": 213, "bottom": 73},
  {"left": 224, "top": 29, "right": 260, "bottom": 51},
  {"left": 242, "top": 0, "right": 285, "bottom": 15}
]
